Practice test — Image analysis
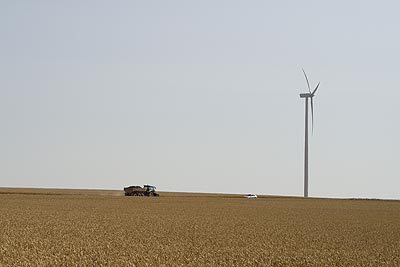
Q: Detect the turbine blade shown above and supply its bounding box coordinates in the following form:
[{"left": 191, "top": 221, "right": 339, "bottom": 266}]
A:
[
  {"left": 311, "top": 97, "right": 314, "bottom": 133},
  {"left": 302, "top": 68, "right": 311, "bottom": 93},
  {"left": 312, "top": 82, "right": 320, "bottom": 96}
]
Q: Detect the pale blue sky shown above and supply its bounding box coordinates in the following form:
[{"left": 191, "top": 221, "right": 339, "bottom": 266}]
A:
[{"left": 1, "top": 1, "right": 399, "bottom": 198}]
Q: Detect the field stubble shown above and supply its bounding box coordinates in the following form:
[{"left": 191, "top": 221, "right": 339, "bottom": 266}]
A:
[{"left": 0, "top": 188, "right": 399, "bottom": 266}]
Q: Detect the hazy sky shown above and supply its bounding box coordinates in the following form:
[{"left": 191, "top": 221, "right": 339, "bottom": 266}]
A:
[{"left": 1, "top": 1, "right": 399, "bottom": 198}]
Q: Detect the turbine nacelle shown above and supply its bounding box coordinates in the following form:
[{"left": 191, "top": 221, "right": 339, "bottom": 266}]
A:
[{"left": 299, "top": 93, "right": 313, "bottom": 98}]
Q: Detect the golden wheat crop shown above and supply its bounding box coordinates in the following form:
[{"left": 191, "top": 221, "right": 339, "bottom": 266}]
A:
[{"left": 0, "top": 188, "right": 399, "bottom": 266}]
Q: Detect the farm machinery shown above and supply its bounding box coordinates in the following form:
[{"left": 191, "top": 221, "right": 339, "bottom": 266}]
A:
[{"left": 124, "top": 185, "right": 159, "bottom": 197}]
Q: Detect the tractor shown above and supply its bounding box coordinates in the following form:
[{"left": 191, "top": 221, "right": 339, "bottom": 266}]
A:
[{"left": 124, "top": 185, "right": 159, "bottom": 197}]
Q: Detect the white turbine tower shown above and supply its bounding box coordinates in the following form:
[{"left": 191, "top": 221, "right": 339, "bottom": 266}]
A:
[{"left": 300, "top": 69, "right": 320, "bottom": 198}]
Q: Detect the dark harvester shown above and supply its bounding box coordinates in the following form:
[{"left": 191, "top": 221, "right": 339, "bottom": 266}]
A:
[{"left": 124, "top": 185, "right": 159, "bottom": 197}]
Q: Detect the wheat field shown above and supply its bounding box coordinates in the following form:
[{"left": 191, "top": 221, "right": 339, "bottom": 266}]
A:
[{"left": 0, "top": 188, "right": 399, "bottom": 266}]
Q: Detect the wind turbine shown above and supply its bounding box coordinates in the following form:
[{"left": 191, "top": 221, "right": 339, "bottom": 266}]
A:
[{"left": 299, "top": 69, "right": 320, "bottom": 198}]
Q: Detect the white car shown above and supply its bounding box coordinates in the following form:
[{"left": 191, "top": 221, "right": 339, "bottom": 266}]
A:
[{"left": 244, "top": 194, "right": 258, "bottom": 199}]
